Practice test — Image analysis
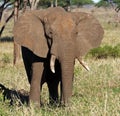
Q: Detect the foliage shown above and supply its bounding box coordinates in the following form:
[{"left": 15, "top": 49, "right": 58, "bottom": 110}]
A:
[
  {"left": 37, "top": 0, "right": 51, "bottom": 8},
  {"left": 37, "top": 0, "right": 69, "bottom": 8},
  {"left": 113, "top": 0, "right": 120, "bottom": 4},
  {"left": 112, "top": 44, "right": 120, "bottom": 57},
  {"left": 71, "top": 0, "right": 93, "bottom": 6},
  {"left": 96, "top": 0, "right": 120, "bottom": 9},
  {"left": 58, "top": 0, "right": 69, "bottom": 6},
  {"left": 37, "top": 0, "right": 94, "bottom": 8},
  {"left": 95, "top": 0, "right": 110, "bottom": 7},
  {"left": 87, "top": 44, "right": 120, "bottom": 59}
]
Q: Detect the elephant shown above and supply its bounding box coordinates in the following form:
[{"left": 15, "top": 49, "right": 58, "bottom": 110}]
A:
[{"left": 13, "top": 7, "right": 104, "bottom": 107}]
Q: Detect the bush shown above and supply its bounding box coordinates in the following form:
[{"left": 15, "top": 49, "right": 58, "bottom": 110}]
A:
[
  {"left": 112, "top": 44, "right": 120, "bottom": 58},
  {"left": 87, "top": 44, "right": 120, "bottom": 59}
]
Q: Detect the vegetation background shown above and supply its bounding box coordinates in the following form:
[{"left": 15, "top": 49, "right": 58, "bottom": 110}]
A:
[{"left": 0, "top": 4, "right": 120, "bottom": 116}]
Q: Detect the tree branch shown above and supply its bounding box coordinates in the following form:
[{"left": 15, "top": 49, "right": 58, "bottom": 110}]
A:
[
  {"left": 0, "top": 10, "right": 14, "bottom": 37},
  {"left": 4, "top": 2, "right": 14, "bottom": 10}
]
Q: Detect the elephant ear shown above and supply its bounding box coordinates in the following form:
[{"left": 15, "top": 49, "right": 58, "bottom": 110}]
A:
[
  {"left": 14, "top": 11, "right": 48, "bottom": 58},
  {"left": 71, "top": 12, "right": 104, "bottom": 58}
]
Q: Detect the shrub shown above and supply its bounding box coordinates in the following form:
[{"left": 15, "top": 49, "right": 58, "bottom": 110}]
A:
[
  {"left": 89, "top": 47, "right": 106, "bottom": 59},
  {"left": 87, "top": 44, "right": 120, "bottom": 59},
  {"left": 112, "top": 44, "right": 120, "bottom": 58}
]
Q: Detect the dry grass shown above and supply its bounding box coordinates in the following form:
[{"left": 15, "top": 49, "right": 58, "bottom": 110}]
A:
[{"left": 0, "top": 7, "right": 120, "bottom": 115}]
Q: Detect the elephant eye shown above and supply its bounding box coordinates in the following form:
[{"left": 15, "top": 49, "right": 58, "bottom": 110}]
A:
[
  {"left": 49, "top": 31, "right": 53, "bottom": 36},
  {"left": 75, "top": 31, "right": 78, "bottom": 35},
  {"left": 49, "top": 31, "right": 52, "bottom": 35}
]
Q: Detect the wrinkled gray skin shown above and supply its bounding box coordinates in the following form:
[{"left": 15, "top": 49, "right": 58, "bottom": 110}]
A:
[{"left": 14, "top": 7, "right": 104, "bottom": 107}]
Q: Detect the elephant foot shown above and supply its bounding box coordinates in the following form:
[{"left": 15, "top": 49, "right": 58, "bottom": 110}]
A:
[
  {"left": 47, "top": 103, "right": 59, "bottom": 108},
  {"left": 29, "top": 100, "right": 41, "bottom": 109},
  {"left": 59, "top": 101, "right": 69, "bottom": 107},
  {"left": 48, "top": 100, "right": 59, "bottom": 107}
]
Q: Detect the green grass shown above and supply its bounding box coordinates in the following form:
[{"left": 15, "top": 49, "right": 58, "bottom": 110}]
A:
[{"left": 0, "top": 7, "right": 120, "bottom": 115}]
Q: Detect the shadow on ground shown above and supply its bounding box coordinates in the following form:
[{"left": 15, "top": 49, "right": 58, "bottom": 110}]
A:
[
  {"left": 0, "top": 36, "right": 13, "bottom": 42},
  {"left": 0, "top": 83, "right": 29, "bottom": 106}
]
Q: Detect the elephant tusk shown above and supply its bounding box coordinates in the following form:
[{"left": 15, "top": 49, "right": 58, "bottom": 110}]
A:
[
  {"left": 50, "top": 55, "right": 56, "bottom": 73},
  {"left": 77, "top": 58, "right": 90, "bottom": 71}
]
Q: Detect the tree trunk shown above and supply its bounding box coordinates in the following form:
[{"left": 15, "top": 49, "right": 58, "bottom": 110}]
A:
[
  {"left": 51, "top": 0, "right": 54, "bottom": 7},
  {"left": 13, "top": 0, "right": 21, "bottom": 65},
  {"left": 30, "top": 0, "right": 39, "bottom": 10},
  {"left": 55, "top": 0, "right": 57, "bottom": 7},
  {"left": 0, "top": 11, "right": 14, "bottom": 37},
  {"left": 0, "top": 6, "right": 4, "bottom": 21},
  {"left": 23, "top": 0, "right": 28, "bottom": 12},
  {"left": 0, "top": 0, "right": 14, "bottom": 37}
]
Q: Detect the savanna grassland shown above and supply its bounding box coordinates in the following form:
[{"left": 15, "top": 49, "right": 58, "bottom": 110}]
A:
[{"left": 0, "top": 7, "right": 120, "bottom": 116}]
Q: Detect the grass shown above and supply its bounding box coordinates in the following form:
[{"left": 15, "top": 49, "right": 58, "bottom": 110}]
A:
[{"left": 0, "top": 7, "right": 120, "bottom": 115}]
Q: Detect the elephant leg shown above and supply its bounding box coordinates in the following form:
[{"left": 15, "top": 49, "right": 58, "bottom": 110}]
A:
[
  {"left": 47, "top": 76, "right": 59, "bottom": 105},
  {"left": 29, "top": 62, "right": 44, "bottom": 107},
  {"left": 21, "top": 46, "right": 33, "bottom": 84},
  {"left": 46, "top": 59, "right": 61, "bottom": 105},
  {"left": 22, "top": 46, "right": 45, "bottom": 107}
]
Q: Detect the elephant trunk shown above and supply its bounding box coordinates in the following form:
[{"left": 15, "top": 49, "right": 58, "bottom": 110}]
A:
[
  {"left": 60, "top": 58, "right": 75, "bottom": 106},
  {"left": 58, "top": 43, "right": 75, "bottom": 106},
  {"left": 50, "top": 55, "right": 74, "bottom": 105}
]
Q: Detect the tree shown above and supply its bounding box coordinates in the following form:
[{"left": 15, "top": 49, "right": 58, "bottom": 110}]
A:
[
  {"left": 96, "top": 0, "right": 120, "bottom": 12},
  {"left": 112, "top": 0, "right": 120, "bottom": 12},
  {"left": 71, "top": 0, "right": 93, "bottom": 6},
  {"left": 95, "top": 0, "right": 110, "bottom": 7},
  {"left": 0, "top": 0, "right": 14, "bottom": 36},
  {"left": 37, "top": 0, "right": 94, "bottom": 9},
  {"left": 37, "top": 0, "right": 69, "bottom": 8},
  {"left": 0, "top": 0, "right": 40, "bottom": 37}
]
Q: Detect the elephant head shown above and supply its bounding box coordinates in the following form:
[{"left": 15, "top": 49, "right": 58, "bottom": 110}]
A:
[{"left": 13, "top": 7, "right": 104, "bottom": 106}]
